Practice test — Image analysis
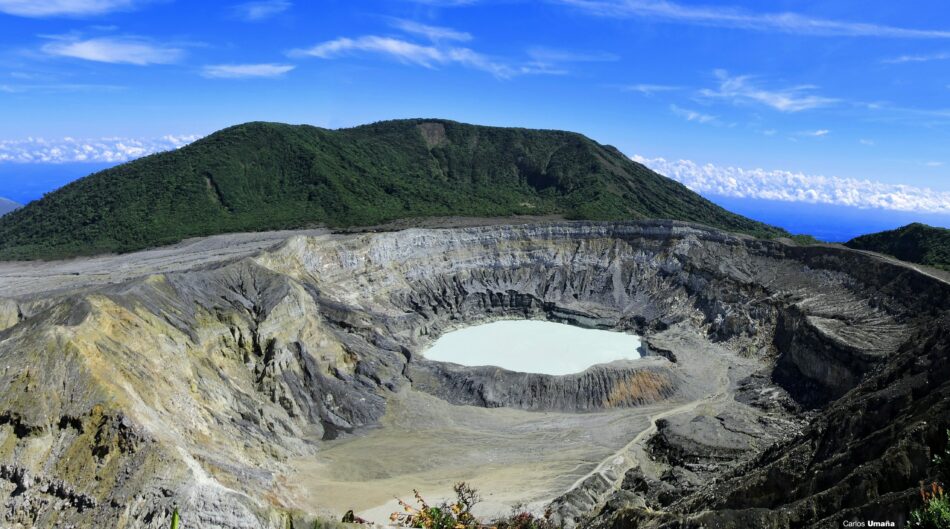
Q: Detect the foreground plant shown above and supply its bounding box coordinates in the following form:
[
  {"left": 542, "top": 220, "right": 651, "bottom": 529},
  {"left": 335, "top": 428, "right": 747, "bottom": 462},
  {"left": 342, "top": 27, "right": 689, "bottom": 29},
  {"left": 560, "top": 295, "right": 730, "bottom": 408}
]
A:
[
  {"left": 389, "top": 484, "right": 563, "bottom": 529},
  {"left": 910, "top": 430, "right": 950, "bottom": 529},
  {"left": 391, "top": 482, "right": 483, "bottom": 529},
  {"left": 910, "top": 482, "right": 950, "bottom": 529},
  {"left": 493, "top": 510, "right": 560, "bottom": 529}
]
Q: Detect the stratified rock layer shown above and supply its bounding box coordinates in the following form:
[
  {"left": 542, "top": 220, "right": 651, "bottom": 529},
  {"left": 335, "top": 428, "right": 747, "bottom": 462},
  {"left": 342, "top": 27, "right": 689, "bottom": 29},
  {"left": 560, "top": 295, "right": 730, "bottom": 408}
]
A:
[{"left": 0, "top": 220, "right": 944, "bottom": 528}]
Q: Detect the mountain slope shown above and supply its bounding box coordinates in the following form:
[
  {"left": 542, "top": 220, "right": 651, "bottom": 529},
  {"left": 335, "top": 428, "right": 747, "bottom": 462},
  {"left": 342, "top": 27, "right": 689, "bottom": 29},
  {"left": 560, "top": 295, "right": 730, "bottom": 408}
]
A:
[
  {"left": 846, "top": 223, "right": 950, "bottom": 271},
  {"left": 0, "top": 119, "right": 786, "bottom": 260},
  {"left": 0, "top": 197, "right": 20, "bottom": 217}
]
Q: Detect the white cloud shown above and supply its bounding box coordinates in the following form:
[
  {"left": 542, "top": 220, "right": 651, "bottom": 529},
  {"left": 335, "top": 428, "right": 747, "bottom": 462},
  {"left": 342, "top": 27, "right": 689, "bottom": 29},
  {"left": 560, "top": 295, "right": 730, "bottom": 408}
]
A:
[
  {"left": 401, "top": 0, "right": 479, "bottom": 5},
  {"left": 670, "top": 104, "right": 717, "bottom": 124},
  {"left": 517, "top": 47, "right": 618, "bottom": 76},
  {"left": 860, "top": 138, "right": 875, "bottom": 145},
  {"left": 392, "top": 19, "right": 472, "bottom": 42},
  {"left": 633, "top": 154, "right": 950, "bottom": 214},
  {"left": 802, "top": 129, "right": 830, "bottom": 137},
  {"left": 292, "top": 23, "right": 603, "bottom": 79},
  {"left": 0, "top": 82, "right": 123, "bottom": 93},
  {"left": 526, "top": 47, "right": 619, "bottom": 63},
  {"left": 0, "top": 134, "right": 201, "bottom": 163},
  {"left": 42, "top": 36, "right": 184, "bottom": 65},
  {"left": 202, "top": 63, "right": 295, "bottom": 78},
  {"left": 883, "top": 51, "right": 950, "bottom": 64},
  {"left": 0, "top": 0, "right": 139, "bottom": 17},
  {"left": 559, "top": 0, "right": 950, "bottom": 39},
  {"left": 700, "top": 69, "right": 837, "bottom": 112},
  {"left": 925, "top": 161, "right": 944, "bottom": 167},
  {"left": 232, "top": 0, "right": 291, "bottom": 21},
  {"left": 291, "top": 35, "right": 555, "bottom": 79},
  {"left": 623, "top": 83, "right": 680, "bottom": 95},
  {"left": 293, "top": 36, "right": 444, "bottom": 65}
]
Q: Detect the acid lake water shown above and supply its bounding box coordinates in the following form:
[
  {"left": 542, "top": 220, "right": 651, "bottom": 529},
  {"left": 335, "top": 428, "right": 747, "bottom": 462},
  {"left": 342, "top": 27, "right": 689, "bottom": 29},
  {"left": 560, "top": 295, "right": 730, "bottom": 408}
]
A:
[{"left": 422, "top": 320, "right": 642, "bottom": 376}]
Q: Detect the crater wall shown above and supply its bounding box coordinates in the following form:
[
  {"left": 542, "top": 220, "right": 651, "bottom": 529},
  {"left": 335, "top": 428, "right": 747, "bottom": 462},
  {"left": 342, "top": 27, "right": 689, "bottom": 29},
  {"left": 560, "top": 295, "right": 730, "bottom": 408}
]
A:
[{"left": 0, "top": 221, "right": 944, "bottom": 528}]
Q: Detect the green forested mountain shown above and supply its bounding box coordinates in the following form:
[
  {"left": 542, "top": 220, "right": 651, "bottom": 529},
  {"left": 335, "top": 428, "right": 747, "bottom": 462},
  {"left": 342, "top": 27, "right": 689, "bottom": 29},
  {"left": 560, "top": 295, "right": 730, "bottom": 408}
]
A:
[
  {"left": 846, "top": 223, "right": 950, "bottom": 271},
  {"left": 0, "top": 119, "right": 788, "bottom": 260}
]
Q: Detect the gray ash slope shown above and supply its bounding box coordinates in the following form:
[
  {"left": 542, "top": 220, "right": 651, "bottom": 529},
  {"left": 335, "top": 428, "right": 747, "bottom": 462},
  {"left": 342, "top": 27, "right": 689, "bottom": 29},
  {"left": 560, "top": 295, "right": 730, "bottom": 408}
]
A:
[{"left": 0, "top": 220, "right": 945, "bottom": 528}]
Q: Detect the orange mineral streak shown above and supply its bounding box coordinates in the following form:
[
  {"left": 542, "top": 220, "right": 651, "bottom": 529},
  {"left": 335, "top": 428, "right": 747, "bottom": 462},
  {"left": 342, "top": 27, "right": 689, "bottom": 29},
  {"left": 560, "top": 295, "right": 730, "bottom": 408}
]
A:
[{"left": 604, "top": 370, "right": 674, "bottom": 407}]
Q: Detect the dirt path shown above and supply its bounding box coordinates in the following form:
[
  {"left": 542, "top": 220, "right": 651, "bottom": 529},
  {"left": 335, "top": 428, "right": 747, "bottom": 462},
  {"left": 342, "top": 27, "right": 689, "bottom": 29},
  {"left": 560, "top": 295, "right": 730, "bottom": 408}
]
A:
[
  {"left": 558, "top": 345, "right": 733, "bottom": 521},
  {"left": 565, "top": 384, "right": 728, "bottom": 493},
  {"left": 0, "top": 229, "right": 329, "bottom": 299}
]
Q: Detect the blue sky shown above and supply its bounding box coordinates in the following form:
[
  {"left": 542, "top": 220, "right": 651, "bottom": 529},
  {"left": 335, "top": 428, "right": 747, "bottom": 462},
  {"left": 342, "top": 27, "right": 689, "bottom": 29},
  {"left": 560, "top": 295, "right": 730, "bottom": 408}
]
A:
[{"left": 1, "top": 0, "right": 949, "bottom": 238}]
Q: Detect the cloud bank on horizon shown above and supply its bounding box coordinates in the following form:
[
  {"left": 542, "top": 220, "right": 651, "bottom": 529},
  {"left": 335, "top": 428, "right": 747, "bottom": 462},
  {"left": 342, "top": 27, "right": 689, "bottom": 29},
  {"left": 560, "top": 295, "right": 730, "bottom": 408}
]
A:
[
  {"left": 0, "top": 134, "right": 200, "bottom": 163},
  {"left": 635, "top": 155, "right": 950, "bottom": 214},
  {"left": 2, "top": 129, "right": 947, "bottom": 216}
]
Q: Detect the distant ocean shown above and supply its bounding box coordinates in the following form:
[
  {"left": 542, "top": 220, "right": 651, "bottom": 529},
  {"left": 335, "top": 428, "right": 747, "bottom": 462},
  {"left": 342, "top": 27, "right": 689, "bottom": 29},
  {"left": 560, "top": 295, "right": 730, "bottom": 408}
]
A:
[
  {"left": 0, "top": 162, "right": 115, "bottom": 204},
  {"left": 708, "top": 195, "right": 950, "bottom": 242},
  {"left": 1, "top": 162, "right": 947, "bottom": 242}
]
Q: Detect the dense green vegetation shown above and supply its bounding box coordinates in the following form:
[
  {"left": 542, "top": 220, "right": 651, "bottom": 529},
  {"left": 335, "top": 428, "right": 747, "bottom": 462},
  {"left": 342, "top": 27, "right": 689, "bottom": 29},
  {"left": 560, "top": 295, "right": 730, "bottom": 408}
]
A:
[
  {"left": 846, "top": 223, "right": 950, "bottom": 271},
  {"left": 0, "top": 119, "right": 788, "bottom": 260},
  {"left": 909, "top": 430, "right": 950, "bottom": 528}
]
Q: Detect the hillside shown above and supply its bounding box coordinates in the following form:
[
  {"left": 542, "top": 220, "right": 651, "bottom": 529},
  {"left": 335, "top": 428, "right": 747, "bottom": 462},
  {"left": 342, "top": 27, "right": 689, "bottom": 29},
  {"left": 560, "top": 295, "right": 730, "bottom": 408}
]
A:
[
  {"left": 0, "top": 198, "right": 20, "bottom": 217},
  {"left": 846, "top": 222, "right": 950, "bottom": 271},
  {"left": 0, "top": 119, "right": 787, "bottom": 260}
]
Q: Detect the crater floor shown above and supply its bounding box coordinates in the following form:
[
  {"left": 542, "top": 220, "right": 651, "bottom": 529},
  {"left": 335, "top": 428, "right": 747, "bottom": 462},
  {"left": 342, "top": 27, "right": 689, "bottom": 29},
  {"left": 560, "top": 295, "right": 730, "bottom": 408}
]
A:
[{"left": 281, "top": 321, "right": 764, "bottom": 525}]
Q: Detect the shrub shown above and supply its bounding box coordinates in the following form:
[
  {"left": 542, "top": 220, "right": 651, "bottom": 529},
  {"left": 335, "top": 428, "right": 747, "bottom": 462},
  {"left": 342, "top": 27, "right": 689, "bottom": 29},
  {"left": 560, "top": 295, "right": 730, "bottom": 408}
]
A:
[
  {"left": 493, "top": 509, "right": 560, "bottom": 529},
  {"left": 390, "top": 484, "right": 562, "bottom": 529},
  {"left": 910, "top": 430, "right": 950, "bottom": 528},
  {"left": 390, "top": 482, "right": 482, "bottom": 529},
  {"left": 910, "top": 482, "right": 950, "bottom": 529}
]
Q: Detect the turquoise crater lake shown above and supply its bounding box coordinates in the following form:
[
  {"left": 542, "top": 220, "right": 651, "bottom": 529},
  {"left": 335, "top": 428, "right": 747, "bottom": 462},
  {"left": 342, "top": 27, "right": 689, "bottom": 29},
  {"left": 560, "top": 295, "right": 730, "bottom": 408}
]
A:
[{"left": 422, "top": 320, "right": 642, "bottom": 376}]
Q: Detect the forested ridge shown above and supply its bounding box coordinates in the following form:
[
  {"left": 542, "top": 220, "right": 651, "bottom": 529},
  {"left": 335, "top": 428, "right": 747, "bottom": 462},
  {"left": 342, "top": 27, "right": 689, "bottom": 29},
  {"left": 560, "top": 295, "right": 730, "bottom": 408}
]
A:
[
  {"left": 847, "top": 222, "right": 950, "bottom": 271},
  {"left": 0, "top": 119, "right": 787, "bottom": 260}
]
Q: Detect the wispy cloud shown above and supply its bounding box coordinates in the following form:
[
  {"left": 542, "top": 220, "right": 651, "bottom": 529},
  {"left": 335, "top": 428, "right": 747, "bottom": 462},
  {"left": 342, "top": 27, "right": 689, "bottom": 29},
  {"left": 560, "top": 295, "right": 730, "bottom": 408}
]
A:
[
  {"left": 520, "top": 46, "right": 618, "bottom": 75},
  {"left": 0, "top": 134, "right": 201, "bottom": 163},
  {"left": 231, "top": 0, "right": 291, "bottom": 21},
  {"left": 0, "top": 0, "right": 140, "bottom": 17},
  {"left": 526, "top": 46, "right": 619, "bottom": 63},
  {"left": 622, "top": 83, "right": 680, "bottom": 95},
  {"left": 700, "top": 69, "right": 837, "bottom": 112},
  {"left": 41, "top": 35, "right": 184, "bottom": 65},
  {"left": 202, "top": 63, "right": 295, "bottom": 78},
  {"left": 291, "top": 35, "right": 556, "bottom": 79},
  {"left": 0, "top": 82, "right": 124, "bottom": 93},
  {"left": 293, "top": 36, "right": 449, "bottom": 66},
  {"left": 859, "top": 138, "right": 875, "bottom": 145},
  {"left": 883, "top": 51, "right": 950, "bottom": 64},
  {"left": 391, "top": 19, "right": 472, "bottom": 41},
  {"left": 634, "top": 154, "right": 950, "bottom": 213},
  {"left": 670, "top": 104, "right": 717, "bottom": 124},
  {"left": 401, "top": 0, "right": 479, "bottom": 5},
  {"left": 802, "top": 129, "right": 830, "bottom": 137},
  {"left": 558, "top": 0, "right": 950, "bottom": 39}
]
